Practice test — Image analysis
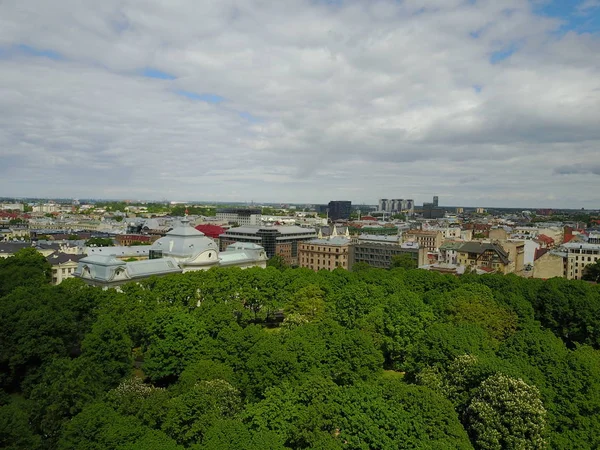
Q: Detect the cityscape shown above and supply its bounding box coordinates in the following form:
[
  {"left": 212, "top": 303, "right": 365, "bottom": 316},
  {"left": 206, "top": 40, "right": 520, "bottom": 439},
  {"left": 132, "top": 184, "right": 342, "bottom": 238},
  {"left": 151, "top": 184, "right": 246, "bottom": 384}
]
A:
[
  {"left": 1, "top": 196, "right": 598, "bottom": 286},
  {"left": 2, "top": 0, "right": 600, "bottom": 448}
]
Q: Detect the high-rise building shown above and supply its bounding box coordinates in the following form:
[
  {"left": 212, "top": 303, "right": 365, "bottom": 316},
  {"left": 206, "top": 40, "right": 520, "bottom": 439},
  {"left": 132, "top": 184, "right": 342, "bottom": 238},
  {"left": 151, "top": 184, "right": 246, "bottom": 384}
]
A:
[
  {"left": 378, "top": 199, "right": 388, "bottom": 212},
  {"left": 433, "top": 196, "right": 439, "bottom": 207},
  {"left": 328, "top": 201, "right": 352, "bottom": 221},
  {"left": 378, "top": 198, "right": 414, "bottom": 214}
]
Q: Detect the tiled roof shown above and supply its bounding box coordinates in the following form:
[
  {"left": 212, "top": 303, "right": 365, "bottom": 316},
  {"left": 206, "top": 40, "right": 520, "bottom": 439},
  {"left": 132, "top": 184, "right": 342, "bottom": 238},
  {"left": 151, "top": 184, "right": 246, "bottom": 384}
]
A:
[
  {"left": 46, "top": 252, "right": 86, "bottom": 265},
  {"left": 534, "top": 248, "right": 549, "bottom": 261},
  {"left": 536, "top": 234, "right": 554, "bottom": 245},
  {"left": 458, "top": 242, "right": 510, "bottom": 264}
]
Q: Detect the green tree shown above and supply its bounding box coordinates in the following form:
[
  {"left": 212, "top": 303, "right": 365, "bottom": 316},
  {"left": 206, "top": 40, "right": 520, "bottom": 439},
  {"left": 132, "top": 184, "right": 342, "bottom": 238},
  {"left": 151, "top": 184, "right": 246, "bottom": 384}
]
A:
[
  {"left": 582, "top": 260, "right": 600, "bottom": 283},
  {"left": 162, "top": 379, "right": 242, "bottom": 446},
  {"left": 28, "top": 357, "right": 106, "bottom": 444},
  {"left": 57, "top": 402, "right": 182, "bottom": 450},
  {"left": 285, "top": 284, "right": 326, "bottom": 321},
  {"left": 378, "top": 291, "right": 434, "bottom": 370},
  {"left": 143, "top": 309, "right": 209, "bottom": 384},
  {"left": 84, "top": 237, "right": 114, "bottom": 247},
  {"left": 0, "top": 400, "right": 41, "bottom": 450},
  {"left": 0, "top": 248, "right": 51, "bottom": 296},
  {"left": 266, "top": 255, "right": 288, "bottom": 270},
  {"left": 442, "top": 284, "right": 518, "bottom": 341},
  {"left": 80, "top": 313, "right": 133, "bottom": 385},
  {"left": 105, "top": 378, "right": 171, "bottom": 429},
  {"left": 391, "top": 253, "right": 417, "bottom": 269},
  {"left": 464, "top": 374, "right": 547, "bottom": 450}
]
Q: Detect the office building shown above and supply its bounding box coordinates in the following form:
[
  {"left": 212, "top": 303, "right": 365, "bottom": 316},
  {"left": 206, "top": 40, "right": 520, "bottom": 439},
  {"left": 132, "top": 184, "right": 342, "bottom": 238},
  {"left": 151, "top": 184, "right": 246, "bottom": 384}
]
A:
[
  {"left": 219, "top": 225, "right": 317, "bottom": 266},
  {"left": 328, "top": 201, "right": 352, "bottom": 221},
  {"left": 216, "top": 208, "right": 262, "bottom": 226},
  {"left": 350, "top": 239, "right": 426, "bottom": 269}
]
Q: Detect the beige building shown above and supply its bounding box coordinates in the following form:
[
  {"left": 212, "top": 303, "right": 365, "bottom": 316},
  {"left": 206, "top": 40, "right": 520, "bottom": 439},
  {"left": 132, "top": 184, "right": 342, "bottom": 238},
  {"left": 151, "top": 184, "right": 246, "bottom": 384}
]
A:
[
  {"left": 563, "top": 242, "right": 600, "bottom": 280},
  {"left": 47, "top": 253, "right": 86, "bottom": 285},
  {"left": 403, "top": 230, "right": 444, "bottom": 252},
  {"left": 489, "top": 227, "right": 509, "bottom": 241},
  {"left": 532, "top": 249, "right": 566, "bottom": 279},
  {"left": 0, "top": 227, "right": 30, "bottom": 241},
  {"left": 456, "top": 242, "right": 511, "bottom": 274},
  {"left": 498, "top": 240, "right": 525, "bottom": 274},
  {"left": 298, "top": 236, "right": 352, "bottom": 271}
]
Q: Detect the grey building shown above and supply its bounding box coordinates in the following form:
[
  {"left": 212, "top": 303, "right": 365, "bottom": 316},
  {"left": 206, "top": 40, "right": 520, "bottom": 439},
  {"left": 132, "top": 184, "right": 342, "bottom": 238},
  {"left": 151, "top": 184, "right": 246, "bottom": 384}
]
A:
[
  {"left": 216, "top": 208, "right": 262, "bottom": 226},
  {"left": 219, "top": 225, "right": 317, "bottom": 266},
  {"left": 350, "top": 239, "right": 425, "bottom": 269}
]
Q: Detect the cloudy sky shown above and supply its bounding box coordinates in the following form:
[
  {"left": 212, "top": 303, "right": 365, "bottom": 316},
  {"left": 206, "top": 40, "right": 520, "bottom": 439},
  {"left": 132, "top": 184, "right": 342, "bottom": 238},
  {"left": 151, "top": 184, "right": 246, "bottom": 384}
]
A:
[{"left": 1, "top": 0, "right": 599, "bottom": 207}]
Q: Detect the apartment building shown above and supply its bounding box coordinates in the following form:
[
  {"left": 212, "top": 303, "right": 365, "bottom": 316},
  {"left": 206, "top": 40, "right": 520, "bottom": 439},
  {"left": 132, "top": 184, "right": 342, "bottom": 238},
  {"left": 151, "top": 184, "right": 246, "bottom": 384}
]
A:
[
  {"left": 455, "top": 242, "right": 511, "bottom": 274},
  {"left": 564, "top": 242, "right": 600, "bottom": 280},
  {"left": 403, "top": 230, "right": 444, "bottom": 252},
  {"left": 298, "top": 236, "right": 352, "bottom": 271}
]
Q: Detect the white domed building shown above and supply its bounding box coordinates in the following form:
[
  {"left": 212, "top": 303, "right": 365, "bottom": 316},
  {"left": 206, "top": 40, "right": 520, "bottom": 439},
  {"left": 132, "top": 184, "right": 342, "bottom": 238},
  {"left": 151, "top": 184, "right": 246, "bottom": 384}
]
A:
[
  {"left": 150, "top": 218, "right": 221, "bottom": 271},
  {"left": 74, "top": 218, "right": 267, "bottom": 288}
]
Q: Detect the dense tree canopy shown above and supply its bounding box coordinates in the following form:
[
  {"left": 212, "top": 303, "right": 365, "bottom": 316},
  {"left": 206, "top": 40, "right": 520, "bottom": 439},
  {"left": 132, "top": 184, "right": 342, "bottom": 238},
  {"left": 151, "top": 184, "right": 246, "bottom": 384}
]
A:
[{"left": 1, "top": 251, "right": 600, "bottom": 449}]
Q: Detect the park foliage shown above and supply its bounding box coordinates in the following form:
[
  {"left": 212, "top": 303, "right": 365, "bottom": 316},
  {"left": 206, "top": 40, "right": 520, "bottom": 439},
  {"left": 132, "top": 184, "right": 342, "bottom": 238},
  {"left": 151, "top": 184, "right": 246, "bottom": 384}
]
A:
[{"left": 1, "top": 248, "right": 600, "bottom": 449}]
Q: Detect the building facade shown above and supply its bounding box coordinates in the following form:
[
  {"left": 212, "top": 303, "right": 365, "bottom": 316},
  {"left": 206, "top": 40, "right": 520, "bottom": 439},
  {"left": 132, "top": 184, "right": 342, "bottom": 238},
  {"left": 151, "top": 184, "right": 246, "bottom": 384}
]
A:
[
  {"left": 216, "top": 208, "right": 262, "bottom": 226},
  {"left": 219, "top": 225, "right": 317, "bottom": 266},
  {"left": 74, "top": 219, "right": 267, "bottom": 288},
  {"left": 350, "top": 241, "right": 426, "bottom": 269},
  {"left": 328, "top": 201, "right": 352, "bottom": 221},
  {"left": 298, "top": 236, "right": 352, "bottom": 271},
  {"left": 564, "top": 242, "right": 600, "bottom": 280},
  {"left": 455, "top": 242, "right": 511, "bottom": 273},
  {"left": 47, "top": 253, "right": 86, "bottom": 285},
  {"left": 403, "top": 230, "right": 444, "bottom": 252}
]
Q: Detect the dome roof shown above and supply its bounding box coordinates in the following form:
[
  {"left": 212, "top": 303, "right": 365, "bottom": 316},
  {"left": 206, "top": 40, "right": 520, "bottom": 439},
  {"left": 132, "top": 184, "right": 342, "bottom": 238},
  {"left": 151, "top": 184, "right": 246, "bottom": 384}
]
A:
[{"left": 151, "top": 218, "right": 217, "bottom": 259}]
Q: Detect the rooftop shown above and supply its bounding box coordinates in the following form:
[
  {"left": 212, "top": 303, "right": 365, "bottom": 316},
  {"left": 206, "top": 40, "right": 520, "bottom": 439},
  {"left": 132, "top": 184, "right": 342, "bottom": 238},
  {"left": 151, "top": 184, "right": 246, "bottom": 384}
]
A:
[{"left": 304, "top": 236, "right": 352, "bottom": 246}]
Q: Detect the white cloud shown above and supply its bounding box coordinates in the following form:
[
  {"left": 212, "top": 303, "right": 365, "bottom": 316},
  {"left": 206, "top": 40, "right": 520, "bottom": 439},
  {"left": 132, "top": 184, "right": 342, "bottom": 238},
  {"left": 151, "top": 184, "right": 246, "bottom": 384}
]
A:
[{"left": 0, "top": 0, "right": 599, "bottom": 207}]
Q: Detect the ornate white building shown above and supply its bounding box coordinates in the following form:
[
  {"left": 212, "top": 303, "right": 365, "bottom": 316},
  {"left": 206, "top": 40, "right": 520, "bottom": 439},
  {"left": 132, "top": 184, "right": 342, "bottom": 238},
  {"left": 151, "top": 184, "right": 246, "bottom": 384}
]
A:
[{"left": 74, "top": 218, "right": 267, "bottom": 288}]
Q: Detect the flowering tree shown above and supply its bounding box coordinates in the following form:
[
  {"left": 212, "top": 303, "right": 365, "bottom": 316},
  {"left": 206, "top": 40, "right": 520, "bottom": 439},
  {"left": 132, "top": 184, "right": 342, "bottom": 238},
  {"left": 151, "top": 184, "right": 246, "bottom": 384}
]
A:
[{"left": 465, "top": 374, "right": 547, "bottom": 449}]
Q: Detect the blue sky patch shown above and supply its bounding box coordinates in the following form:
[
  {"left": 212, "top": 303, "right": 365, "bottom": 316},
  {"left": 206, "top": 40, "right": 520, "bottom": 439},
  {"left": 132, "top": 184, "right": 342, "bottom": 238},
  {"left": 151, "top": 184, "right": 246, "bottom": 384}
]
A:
[
  {"left": 490, "top": 43, "right": 518, "bottom": 64},
  {"left": 473, "top": 84, "right": 483, "bottom": 93},
  {"left": 176, "top": 90, "right": 225, "bottom": 103},
  {"left": 142, "top": 68, "right": 177, "bottom": 80},
  {"left": 239, "top": 111, "right": 262, "bottom": 123},
  {"left": 533, "top": 0, "right": 600, "bottom": 34},
  {"left": 16, "top": 44, "right": 63, "bottom": 60}
]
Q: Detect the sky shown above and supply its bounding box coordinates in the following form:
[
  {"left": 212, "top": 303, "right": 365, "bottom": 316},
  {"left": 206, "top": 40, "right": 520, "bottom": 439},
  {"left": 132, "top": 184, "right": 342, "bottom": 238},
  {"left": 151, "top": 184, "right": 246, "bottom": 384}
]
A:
[{"left": 0, "top": 0, "right": 599, "bottom": 208}]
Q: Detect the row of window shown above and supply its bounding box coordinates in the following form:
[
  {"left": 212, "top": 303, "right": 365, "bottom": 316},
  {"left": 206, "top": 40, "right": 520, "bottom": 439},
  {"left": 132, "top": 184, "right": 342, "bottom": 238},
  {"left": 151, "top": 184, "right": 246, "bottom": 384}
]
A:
[
  {"left": 53, "top": 267, "right": 76, "bottom": 275},
  {"left": 574, "top": 255, "right": 599, "bottom": 261}
]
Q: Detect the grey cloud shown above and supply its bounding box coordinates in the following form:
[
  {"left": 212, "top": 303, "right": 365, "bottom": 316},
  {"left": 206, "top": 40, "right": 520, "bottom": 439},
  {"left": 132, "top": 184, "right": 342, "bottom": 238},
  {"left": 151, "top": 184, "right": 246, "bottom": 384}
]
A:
[
  {"left": 554, "top": 164, "right": 600, "bottom": 176},
  {"left": 0, "top": 0, "right": 599, "bottom": 206}
]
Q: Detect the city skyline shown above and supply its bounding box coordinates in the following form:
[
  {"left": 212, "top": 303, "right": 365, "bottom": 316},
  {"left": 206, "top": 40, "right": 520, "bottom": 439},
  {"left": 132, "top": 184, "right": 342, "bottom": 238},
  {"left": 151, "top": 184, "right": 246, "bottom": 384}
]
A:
[{"left": 1, "top": 1, "right": 599, "bottom": 208}]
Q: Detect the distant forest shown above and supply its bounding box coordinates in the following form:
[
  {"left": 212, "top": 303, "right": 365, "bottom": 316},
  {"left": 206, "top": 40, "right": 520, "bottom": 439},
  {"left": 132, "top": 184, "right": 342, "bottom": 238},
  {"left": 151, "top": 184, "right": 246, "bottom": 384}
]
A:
[{"left": 1, "top": 248, "right": 600, "bottom": 449}]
